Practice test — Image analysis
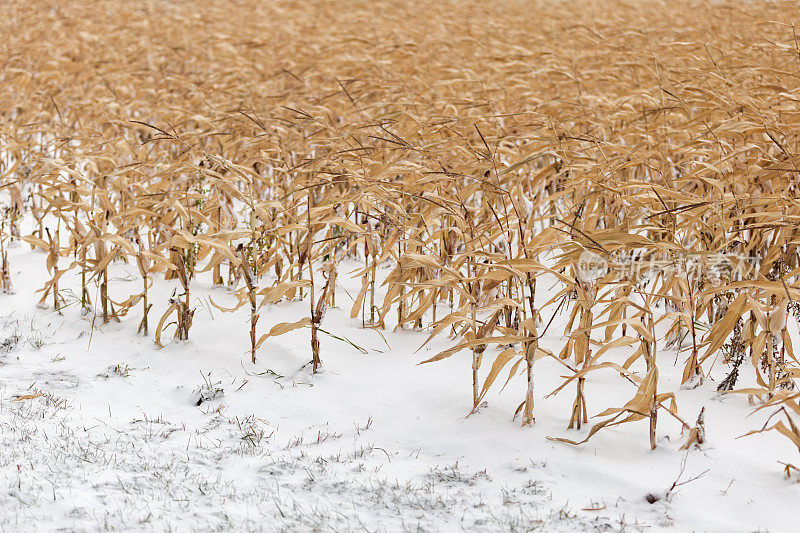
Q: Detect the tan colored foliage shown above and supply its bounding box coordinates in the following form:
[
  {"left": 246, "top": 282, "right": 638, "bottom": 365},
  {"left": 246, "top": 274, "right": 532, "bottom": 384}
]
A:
[{"left": 2, "top": 0, "right": 800, "bottom": 459}]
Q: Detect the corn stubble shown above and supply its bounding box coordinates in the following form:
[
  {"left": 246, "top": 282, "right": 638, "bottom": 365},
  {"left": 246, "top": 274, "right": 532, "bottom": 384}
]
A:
[{"left": 2, "top": 0, "right": 800, "bottom": 465}]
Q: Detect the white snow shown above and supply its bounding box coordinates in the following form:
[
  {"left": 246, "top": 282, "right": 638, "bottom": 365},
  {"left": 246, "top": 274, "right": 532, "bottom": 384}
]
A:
[{"left": 1, "top": 230, "right": 798, "bottom": 532}]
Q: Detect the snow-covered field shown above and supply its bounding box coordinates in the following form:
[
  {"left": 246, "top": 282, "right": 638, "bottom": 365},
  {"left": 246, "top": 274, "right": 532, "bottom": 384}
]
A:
[{"left": 1, "top": 233, "right": 798, "bottom": 532}]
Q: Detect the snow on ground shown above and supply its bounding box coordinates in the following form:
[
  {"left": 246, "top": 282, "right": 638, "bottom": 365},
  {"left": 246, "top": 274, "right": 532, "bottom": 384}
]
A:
[{"left": 1, "top": 235, "right": 799, "bottom": 532}]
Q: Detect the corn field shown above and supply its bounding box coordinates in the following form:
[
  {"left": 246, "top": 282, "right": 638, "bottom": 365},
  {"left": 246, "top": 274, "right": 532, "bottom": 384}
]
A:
[{"left": 2, "top": 0, "right": 800, "bottom": 471}]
